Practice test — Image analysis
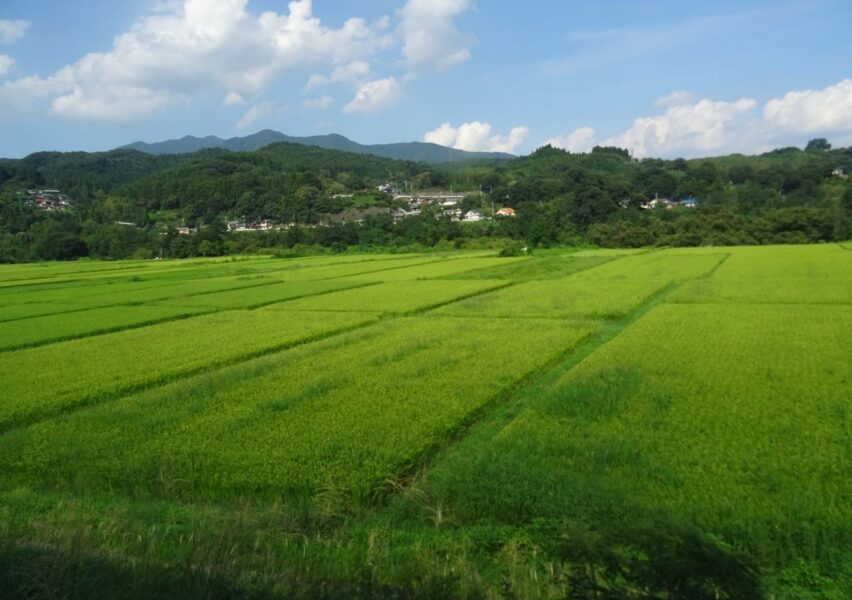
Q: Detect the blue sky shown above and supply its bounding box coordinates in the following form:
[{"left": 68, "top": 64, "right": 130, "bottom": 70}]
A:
[{"left": 1, "top": 0, "right": 851, "bottom": 158}]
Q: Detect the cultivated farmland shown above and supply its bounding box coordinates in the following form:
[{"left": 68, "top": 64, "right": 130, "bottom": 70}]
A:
[{"left": 0, "top": 246, "right": 849, "bottom": 599}]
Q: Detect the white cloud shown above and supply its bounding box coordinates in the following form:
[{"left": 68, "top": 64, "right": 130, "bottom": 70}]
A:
[
  {"left": 424, "top": 122, "right": 458, "bottom": 147},
  {"left": 0, "top": 71, "right": 74, "bottom": 115},
  {"left": 544, "top": 80, "right": 852, "bottom": 159},
  {"left": 331, "top": 60, "right": 371, "bottom": 83},
  {"left": 236, "top": 101, "right": 278, "bottom": 129},
  {"left": 343, "top": 77, "right": 401, "bottom": 113},
  {"left": 0, "top": 54, "right": 13, "bottom": 76},
  {"left": 545, "top": 126, "right": 596, "bottom": 153},
  {"left": 0, "top": 20, "right": 29, "bottom": 44},
  {"left": 763, "top": 79, "right": 852, "bottom": 134},
  {"left": 655, "top": 90, "right": 695, "bottom": 107},
  {"left": 399, "top": 0, "right": 473, "bottom": 72},
  {"left": 601, "top": 97, "right": 757, "bottom": 158},
  {"left": 425, "top": 121, "right": 528, "bottom": 153},
  {"left": 224, "top": 91, "right": 245, "bottom": 106},
  {"left": 0, "top": 0, "right": 392, "bottom": 122},
  {"left": 305, "top": 61, "right": 372, "bottom": 93},
  {"left": 302, "top": 95, "right": 334, "bottom": 111},
  {"left": 304, "top": 74, "right": 328, "bottom": 92}
]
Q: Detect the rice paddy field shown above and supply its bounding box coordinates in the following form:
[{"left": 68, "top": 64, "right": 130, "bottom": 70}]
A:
[{"left": 0, "top": 245, "right": 849, "bottom": 599}]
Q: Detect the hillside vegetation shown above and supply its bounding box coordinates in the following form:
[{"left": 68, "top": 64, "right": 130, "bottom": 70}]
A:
[{"left": 1, "top": 140, "right": 851, "bottom": 262}]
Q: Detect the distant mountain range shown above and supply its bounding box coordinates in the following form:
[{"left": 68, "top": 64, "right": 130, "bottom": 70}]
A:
[{"left": 118, "top": 130, "right": 514, "bottom": 164}]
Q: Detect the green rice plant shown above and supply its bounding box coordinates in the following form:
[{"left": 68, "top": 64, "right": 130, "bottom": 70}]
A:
[
  {"left": 447, "top": 255, "right": 616, "bottom": 281},
  {"left": 0, "top": 256, "right": 276, "bottom": 287},
  {"left": 570, "top": 248, "right": 648, "bottom": 257},
  {"left": 0, "top": 276, "right": 179, "bottom": 308},
  {"left": 0, "top": 304, "right": 215, "bottom": 351},
  {"left": 0, "top": 310, "right": 379, "bottom": 431},
  {"left": 0, "top": 258, "right": 281, "bottom": 294},
  {"left": 0, "top": 316, "right": 597, "bottom": 501},
  {"left": 0, "top": 258, "right": 164, "bottom": 283},
  {"left": 421, "top": 303, "right": 851, "bottom": 570},
  {"left": 266, "top": 279, "right": 509, "bottom": 314},
  {"left": 150, "top": 279, "right": 370, "bottom": 309},
  {"left": 568, "top": 250, "right": 727, "bottom": 281},
  {"left": 338, "top": 257, "right": 528, "bottom": 282},
  {"left": 58, "top": 275, "right": 279, "bottom": 306},
  {"left": 0, "top": 302, "right": 97, "bottom": 322},
  {"left": 0, "top": 274, "right": 270, "bottom": 311},
  {"left": 0, "top": 253, "right": 389, "bottom": 290},
  {"left": 668, "top": 244, "right": 852, "bottom": 304},
  {"left": 432, "top": 278, "right": 669, "bottom": 319},
  {"left": 0, "top": 254, "right": 475, "bottom": 324},
  {"left": 433, "top": 252, "right": 726, "bottom": 319},
  {"left": 263, "top": 256, "right": 445, "bottom": 282}
]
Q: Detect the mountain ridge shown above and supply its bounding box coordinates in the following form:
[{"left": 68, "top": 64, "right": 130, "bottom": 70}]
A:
[{"left": 118, "top": 129, "right": 514, "bottom": 163}]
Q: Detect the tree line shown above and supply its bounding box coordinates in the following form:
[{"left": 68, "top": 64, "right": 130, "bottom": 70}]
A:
[{"left": 1, "top": 139, "right": 850, "bottom": 261}]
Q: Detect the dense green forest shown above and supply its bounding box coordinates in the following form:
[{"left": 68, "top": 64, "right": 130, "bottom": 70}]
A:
[{"left": 1, "top": 139, "right": 851, "bottom": 261}]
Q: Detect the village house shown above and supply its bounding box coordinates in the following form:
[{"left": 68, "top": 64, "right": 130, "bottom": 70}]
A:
[
  {"left": 227, "top": 219, "right": 276, "bottom": 232},
  {"left": 641, "top": 197, "right": 676, "bottom": 210},
  {"left": 495, "top": 207, "right": 516, "bottom": 217},
  {"left": 444, "top": 208, "right": 464, "bottom": 221},
  {"left": 393, "top": 207, "right": 421, "bottom": 222},
  {"left": 27, "top": 189, "right": 72, "bottom": 211}
]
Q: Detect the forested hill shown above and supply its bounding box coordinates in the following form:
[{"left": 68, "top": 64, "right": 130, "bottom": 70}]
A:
[
  {"left": 1, "top": 138, "right": 851, "bottom": 262},
  {"left": 119, "top": 129, "right": 514, "bottom": 163},
  {"left": 0, "top": 150, "right": 189, "bottom": 198},
  {"left": 119, "top": 142, "right": 425, "bottom": 222},
  {"left": 0, "top": 142, "right": 419, "bottom": 208}
]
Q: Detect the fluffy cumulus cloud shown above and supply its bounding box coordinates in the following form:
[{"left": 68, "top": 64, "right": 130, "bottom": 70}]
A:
[
  {"left": 0, "top": 0, "right": 392, "bottom": 122},
  {"left": 763, "top": 79, "right": 852, "bottom": 134},
  {"left": 603, "top": 97, "right": 757, "bottom": 158},
  {"left": 544, "top": 126, "right": 596, "bottom": 153},
  {"left": 399, "top": 0, "right": 473, "bottom": 72},
  {"left": 548, "top": 79, "right": 852, "bottom": 158},
  {"left": 0, "top": 19, "right": 29, "bottom": 44},
  {"left": 0, "top": 1, "right": 478, "bottom": 125},
  {"left": 425, "top": 121, "right": 528, "bottom": 153},
  {"left": 343, "top": 77, "right": 402, "bottom": 113}
]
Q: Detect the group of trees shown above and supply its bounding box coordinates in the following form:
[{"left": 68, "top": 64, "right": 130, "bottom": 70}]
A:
[{"left": 1, "top": 139, "right": 850, "bottom": 262}]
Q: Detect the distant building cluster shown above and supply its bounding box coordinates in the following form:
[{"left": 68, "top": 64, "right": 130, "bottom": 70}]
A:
[
  {"left": 640, "top": 196, "right": 699, "bottom": 210},
  {"left": 27, "top": 189, "right": 72, "bottom": 211},
  {"left": 388, "top": 189, "right": 516, "bottom": 223},
  {"left": 175, "top": 187, "right": 519, "bottom": 234},
  {"left": 226, "top": 219, "right": 275, "bottom": 232}
]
